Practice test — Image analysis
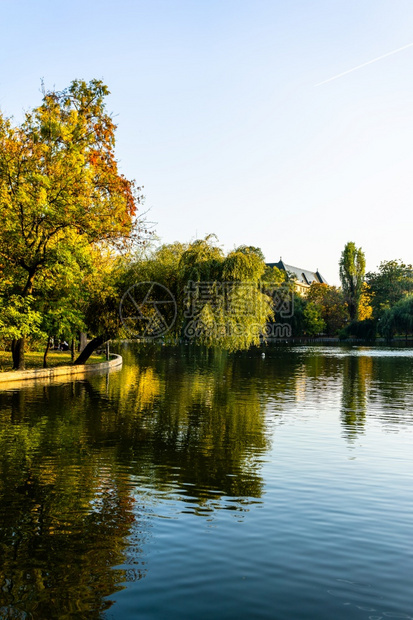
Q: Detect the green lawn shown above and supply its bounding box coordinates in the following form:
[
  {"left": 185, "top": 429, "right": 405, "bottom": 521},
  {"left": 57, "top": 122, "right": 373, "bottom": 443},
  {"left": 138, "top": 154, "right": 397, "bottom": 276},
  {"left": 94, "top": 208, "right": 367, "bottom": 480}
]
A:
[{"left": 0, "top": 350, "right": 106, "bottom": 373}]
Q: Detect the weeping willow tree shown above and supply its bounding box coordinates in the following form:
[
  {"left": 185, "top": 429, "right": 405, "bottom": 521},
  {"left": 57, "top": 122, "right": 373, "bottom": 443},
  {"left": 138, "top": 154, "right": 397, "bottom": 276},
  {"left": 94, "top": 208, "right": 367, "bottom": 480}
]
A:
[
  {"left": 121, "top": 236, "right": 274, "bottom": 351},
  {"left": 183, "top": 242, "right": 272, "bottom": 350},
  {"left": 379, "top": 295, "right": 413, "bottom": 340}
]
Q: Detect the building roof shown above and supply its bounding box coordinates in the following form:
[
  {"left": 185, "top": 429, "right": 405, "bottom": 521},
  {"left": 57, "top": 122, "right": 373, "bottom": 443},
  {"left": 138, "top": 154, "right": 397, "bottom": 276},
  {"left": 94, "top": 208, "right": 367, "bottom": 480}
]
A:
[{"left": 266, "top": 260, "right": 328, "bottom": 286}]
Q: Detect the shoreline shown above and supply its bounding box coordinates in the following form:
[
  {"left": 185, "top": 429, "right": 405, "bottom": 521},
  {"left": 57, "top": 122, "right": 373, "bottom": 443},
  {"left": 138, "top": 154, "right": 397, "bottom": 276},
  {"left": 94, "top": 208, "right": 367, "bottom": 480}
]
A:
[{"left": 0, "top": 353, "right": 123, "bottom": 388}]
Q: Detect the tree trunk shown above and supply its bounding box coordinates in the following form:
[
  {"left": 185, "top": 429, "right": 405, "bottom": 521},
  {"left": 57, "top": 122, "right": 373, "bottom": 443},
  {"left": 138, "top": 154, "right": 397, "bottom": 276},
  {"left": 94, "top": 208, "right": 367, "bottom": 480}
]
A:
[
  {"left": 43, "top": 337, "right": 51, "bottom": 368},
  {"left": 12, "top": 337, "right": 25, "bottom": 370},
  {"left": 348, "top": 300, "right": 356, "bottom": 322},
  {"left": 22, "top": 268, "right": 36, "bottom": 296},
  {"left": 11, "top": 339, "right": 16, "bottom": 368},
  {"left": 73, "top": 336, "right": 106, "bottom": 365},
  {"left": 11, "top": 267, "right": 37, "bottom": 371},
  {"left": 71, "top": 338, "right": 75, "bottom": 362},
  {"left": 79, "top": 332, "right": 87, "bottom": 353},
  {"left": 105, "top": 340, "right": 110, "bottom": 361}
]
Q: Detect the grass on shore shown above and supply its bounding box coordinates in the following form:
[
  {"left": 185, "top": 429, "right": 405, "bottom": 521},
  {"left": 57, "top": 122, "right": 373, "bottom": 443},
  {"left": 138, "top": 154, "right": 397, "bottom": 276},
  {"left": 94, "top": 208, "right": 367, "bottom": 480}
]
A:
[{"left": 0, "top": 350, "right": 106, "bottom": 373}]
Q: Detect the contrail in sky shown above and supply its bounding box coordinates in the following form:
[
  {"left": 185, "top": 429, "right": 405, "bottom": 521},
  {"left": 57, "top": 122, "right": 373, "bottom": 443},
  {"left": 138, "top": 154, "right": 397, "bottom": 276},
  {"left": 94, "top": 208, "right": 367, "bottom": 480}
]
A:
[{"left": 315, "top": 42, "right": 413, "bottom": 86}]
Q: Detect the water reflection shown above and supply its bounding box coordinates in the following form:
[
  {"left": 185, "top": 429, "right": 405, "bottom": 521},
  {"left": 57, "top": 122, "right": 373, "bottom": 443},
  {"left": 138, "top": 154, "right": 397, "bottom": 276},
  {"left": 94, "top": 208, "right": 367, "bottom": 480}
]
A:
[
  {"left": 0, "top": 343, "right": 412, "bottom": 617},
  {"left": 0, "top": 382, "right": 147, "bottom": 618},
  {"left": 339, "top": 349, "right": 413, "bottom": 439},
  {"left": 0, "top": 345, "right": 270, "bottom": 617},
  {"left": 340, "top": 355, "right": 372, "bottom": 441}
]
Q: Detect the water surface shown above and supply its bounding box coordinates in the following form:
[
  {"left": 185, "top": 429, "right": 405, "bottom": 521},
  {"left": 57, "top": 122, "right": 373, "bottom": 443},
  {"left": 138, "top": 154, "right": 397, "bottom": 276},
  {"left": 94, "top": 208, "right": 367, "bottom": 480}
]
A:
[{"left": 0, "top": 344, "right": 412, "bottom": 619}]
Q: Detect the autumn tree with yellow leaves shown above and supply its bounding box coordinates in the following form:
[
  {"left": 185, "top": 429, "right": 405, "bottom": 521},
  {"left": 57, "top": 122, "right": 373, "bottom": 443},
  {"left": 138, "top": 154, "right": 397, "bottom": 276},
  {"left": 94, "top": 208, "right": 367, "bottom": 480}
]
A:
[{"left": 0, "top": 80, "right": 144, "bottom": 368}]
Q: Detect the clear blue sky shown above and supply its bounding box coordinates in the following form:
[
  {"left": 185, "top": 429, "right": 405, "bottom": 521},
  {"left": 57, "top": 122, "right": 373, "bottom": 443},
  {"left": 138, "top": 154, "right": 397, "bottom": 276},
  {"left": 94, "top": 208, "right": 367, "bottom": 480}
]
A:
[{"left": 1, "top": 0, "right": 413, "bottom": 284}]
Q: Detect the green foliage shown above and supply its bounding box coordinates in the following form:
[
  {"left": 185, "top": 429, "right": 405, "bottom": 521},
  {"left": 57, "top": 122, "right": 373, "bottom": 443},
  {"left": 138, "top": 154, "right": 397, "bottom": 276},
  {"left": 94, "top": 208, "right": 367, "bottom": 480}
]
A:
[
  {"left": 222, "top": 248, "right": 266, "bottom": 282},
  {"left": 41, "top": 303, "right": 85, "bottom": 342},
  {"left": 339, "top": 242, "right": 365, "bottom": 321},
  {"left": 366, "top": 260, "right": 413, "bottom": 320},
  {"left": 120, "top": 236, "right": 274, "bottom": 351},
  {"left": 262, "top": 265, "right": 286, "bottom": 286},
  {"left": 0, "top": 79, "right": 144, "bottom": 365},
  {"left": 0, "top": 295, "right": 42, "bottom": 341},
  {"left": 118, "top": 241, "right": 188, "bottom": 343},
  {"left": 379, "top": 295, "right": 413, "bottom": 340},
  {"left": 268, "top": 286, "right": 326, "bottom": 338},
  {"left": 273, "top": 290, "right": 304, "bottom": 337},
  {"left": 306, "top": 283, "right": 349, "bottom": 336},
  {"left": 345, "top": 318, "right": 377, "bottom": 341},
  {"left": 233, "top": 245, "right": 266, "bottom": 262},
  {"left": 80, "top": 255, "right": 127, "bottom": 341},
  {"left": 303, "top": 301, "right": 326, "bottom": 336},
  {"left": 179, "top": 236, "right": 224, "bottom": 282}
]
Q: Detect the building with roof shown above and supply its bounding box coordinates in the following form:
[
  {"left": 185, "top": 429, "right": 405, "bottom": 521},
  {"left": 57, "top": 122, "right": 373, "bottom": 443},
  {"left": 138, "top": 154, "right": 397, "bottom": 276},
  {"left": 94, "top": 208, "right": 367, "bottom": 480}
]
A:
[{"left": 266, "top": 259, "right": 328, "bottom": 295}]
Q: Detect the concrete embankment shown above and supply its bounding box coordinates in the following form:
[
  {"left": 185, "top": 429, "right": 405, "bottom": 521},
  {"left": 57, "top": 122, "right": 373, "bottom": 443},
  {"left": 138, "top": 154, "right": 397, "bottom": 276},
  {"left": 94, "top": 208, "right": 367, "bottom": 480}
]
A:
[{"left": 0, "top": 354, "right": 123, "bottom": 389}]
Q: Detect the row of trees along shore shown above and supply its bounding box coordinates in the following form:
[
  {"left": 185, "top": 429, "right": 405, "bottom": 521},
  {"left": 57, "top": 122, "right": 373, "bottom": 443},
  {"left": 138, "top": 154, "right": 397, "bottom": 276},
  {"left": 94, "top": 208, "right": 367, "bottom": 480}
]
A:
[
  {"left": 283, "top": 242, "right": 413, "bottom": 341},
  {"left": 339, "top": 242, "right": 413, "bottom": 341},
  {"left": 1, "top": 81, "right": 413, "bottom": 370}
]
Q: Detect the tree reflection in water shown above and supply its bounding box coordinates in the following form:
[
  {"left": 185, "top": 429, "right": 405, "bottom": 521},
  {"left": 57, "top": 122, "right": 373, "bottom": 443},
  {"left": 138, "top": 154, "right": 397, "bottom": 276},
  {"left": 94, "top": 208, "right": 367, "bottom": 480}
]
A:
[
  {"left": 340, "top": 355, "right": 372, "bottom": 441},
  {"left": 0, "top": 344, "right": 270, "bottom": 617},
  {"left": 0, "top": 382, "right": 147, "bottom": 618},
  {"left": 1, "top": 343, "right": 412, "bottom": 617}
]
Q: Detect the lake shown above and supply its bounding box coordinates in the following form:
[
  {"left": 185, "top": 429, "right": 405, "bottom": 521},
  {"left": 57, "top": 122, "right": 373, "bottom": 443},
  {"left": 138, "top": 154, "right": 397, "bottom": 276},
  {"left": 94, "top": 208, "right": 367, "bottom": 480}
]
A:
[{"left": 0, "top": 343, "right": 412, "bottom": 619}]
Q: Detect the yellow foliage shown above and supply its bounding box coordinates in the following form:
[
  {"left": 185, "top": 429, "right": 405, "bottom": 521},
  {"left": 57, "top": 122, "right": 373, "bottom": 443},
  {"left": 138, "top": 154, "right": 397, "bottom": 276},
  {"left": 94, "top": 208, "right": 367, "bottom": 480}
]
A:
[{"left": 358, "top": 283, "right": 373, "bottom": 321}]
